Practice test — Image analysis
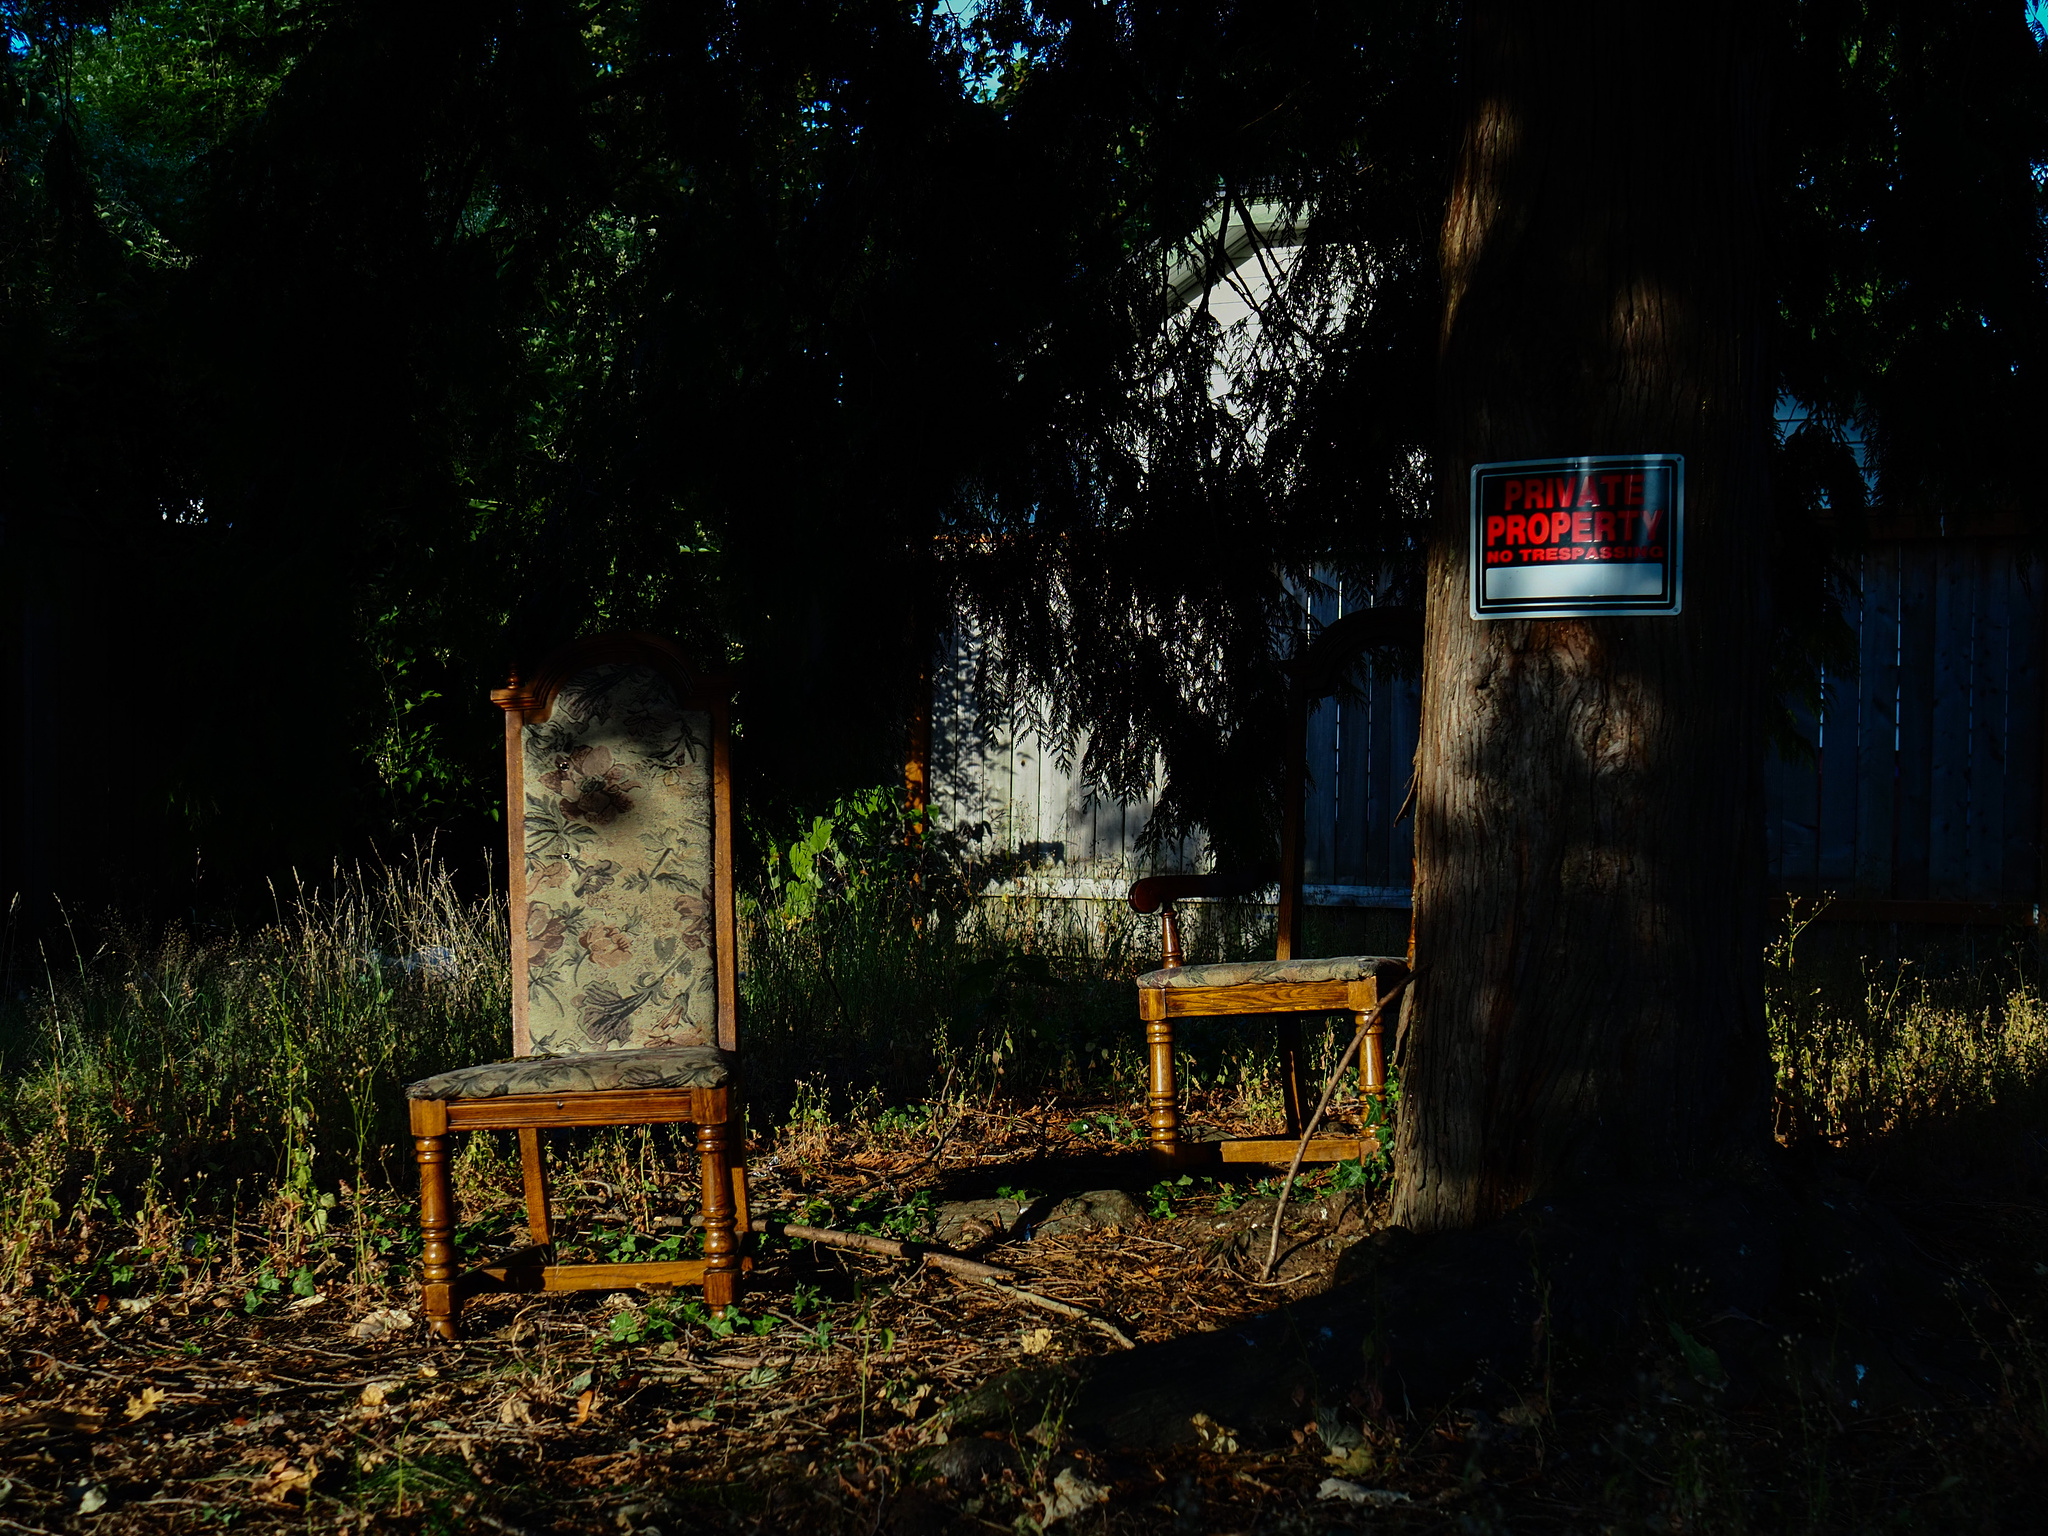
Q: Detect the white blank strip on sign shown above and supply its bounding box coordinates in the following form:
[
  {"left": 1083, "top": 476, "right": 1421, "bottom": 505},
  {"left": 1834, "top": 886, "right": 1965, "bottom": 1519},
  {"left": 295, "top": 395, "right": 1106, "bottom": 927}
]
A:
[{"left": 1484, "top": 563, "right": 1665, "bottom": 601}]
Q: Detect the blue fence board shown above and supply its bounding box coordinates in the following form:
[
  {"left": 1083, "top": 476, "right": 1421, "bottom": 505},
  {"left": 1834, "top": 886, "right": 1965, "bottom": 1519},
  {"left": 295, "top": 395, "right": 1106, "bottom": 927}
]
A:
[
  {"left": 1893, "top": 546, "right": 1938, "bottom": 899},
  {"left": 1817, "top": 657, "right": 1860, "bottom": 886},
  {"left": 1853, "top": 548, "right": 1900, "bottom": 896},
  {"left": 1967, "top": 548, "right": 2011, "bottom": 900},
  {"left": 2004, "top": 558, "right": 2044, "bottom": 901},
  {"left": 1927, "top": 547, "right": 1974, "bottom": 900},
  {"left": 1779, "top": 689, "right": 1821, "bottom": 888}
]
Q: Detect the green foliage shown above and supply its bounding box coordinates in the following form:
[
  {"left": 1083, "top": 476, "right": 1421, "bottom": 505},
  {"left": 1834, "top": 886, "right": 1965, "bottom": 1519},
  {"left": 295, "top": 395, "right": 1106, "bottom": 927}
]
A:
[
  {"left": 1147, "top": 1174, "right": 1193, "bottom": 1219},
  {"left": 600, "top": 1297, "right": 772, "bottom": 1347},
  {"left": 741, "top": 785, "right": 1168, "bottom": 1124},
  {"left": 760, "top": 788, "right": 928, "bottom": 929},
  {"left": 1068, "top": 1111, "right": 1143, "bottom": 1146},
  {"left": 605, "top": 1301, "right": 677, "bottom": 1346},
  {"left": 592, "top": 1227, "right": 693, "bottom": 1265},
  {"left": 1666, "top": 1319, "right": 1727, "bottom": 1387},
  {"left": 242, "top": 1264, "right": 280, "bottom": 1314},
  {"left": 348, "top": 1449, "right": 479, "bottom": 1526},
  {"left": 1329, "top": 1158, "right": 1376, "bottom": 1193},
  {"left": 845, "top": 1190, "right": 934, "bottom": 1244}
]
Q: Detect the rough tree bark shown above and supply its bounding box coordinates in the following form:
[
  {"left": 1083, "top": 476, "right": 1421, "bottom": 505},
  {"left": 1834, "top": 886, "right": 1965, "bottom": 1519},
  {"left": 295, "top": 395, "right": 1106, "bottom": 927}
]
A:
[{"left": 1391, "top": 3, "right": 1777, "bottom": 1231}]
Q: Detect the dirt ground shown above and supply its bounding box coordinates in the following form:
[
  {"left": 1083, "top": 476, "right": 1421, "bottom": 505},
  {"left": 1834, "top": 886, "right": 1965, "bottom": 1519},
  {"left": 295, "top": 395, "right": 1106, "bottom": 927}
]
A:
[{"left": 6, "top": 1101, "right": 2048, "bottom": 1533}]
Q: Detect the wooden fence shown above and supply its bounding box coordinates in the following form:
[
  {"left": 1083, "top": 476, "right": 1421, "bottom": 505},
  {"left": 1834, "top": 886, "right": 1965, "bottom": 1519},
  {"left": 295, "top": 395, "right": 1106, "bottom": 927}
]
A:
[
  {"left": 934, "top": 537, "right": 2045, "bottom": 922},
  {"left": 929, "top": 620, "right": 1199, "bottom": 882},
  {"left": 1296, "top": 581, "right": 1421, "bottom": 900},
  {"left": 1770, "top": 538, "right": 2044, "bottom": 921}
]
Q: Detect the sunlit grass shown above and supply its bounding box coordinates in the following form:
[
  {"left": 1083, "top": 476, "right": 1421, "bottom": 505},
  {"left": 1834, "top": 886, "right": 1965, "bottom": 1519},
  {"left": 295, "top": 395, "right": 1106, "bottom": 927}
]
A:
[{"left": 1767, "top": 911, "right": 2048, "bottom": 1148}]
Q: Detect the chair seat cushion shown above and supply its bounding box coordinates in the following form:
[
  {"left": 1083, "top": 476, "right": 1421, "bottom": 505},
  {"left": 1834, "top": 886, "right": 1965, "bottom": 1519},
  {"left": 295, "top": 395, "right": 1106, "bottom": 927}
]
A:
[
  {"left": 1135, "top": 955, "right": 1400, "bottom": 989},
  {"left": 405, "top": 1046, "right": 735, "bottom": 1101}
]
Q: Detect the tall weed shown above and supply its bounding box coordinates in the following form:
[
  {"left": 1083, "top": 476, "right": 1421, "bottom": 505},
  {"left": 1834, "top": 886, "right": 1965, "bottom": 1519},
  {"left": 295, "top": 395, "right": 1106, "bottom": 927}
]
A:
[
  {"left": 1767, "top": 912, "right": 2048, "bottom": 1146},
  {"left": 0, "top": 855, "right": 505, "bottom": 1283}
]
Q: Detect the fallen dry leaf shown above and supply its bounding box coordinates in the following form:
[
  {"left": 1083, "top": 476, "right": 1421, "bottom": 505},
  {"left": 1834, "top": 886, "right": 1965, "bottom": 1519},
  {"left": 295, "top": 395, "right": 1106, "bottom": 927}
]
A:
[
  {"left": 573, "top": 1387, "right": 598, "bottom": 1426},
  {"left": 498, "top": 1391, "right": 535, "bottom": 1426},
  {"left": 252, "top": 1457, "right": 313, "bottom": 1503},
  {"left": 124, "top": 1386, "right": 167, "bottom": 1421},
  {"left": 349, "top": 1307, "right": 414, "bottom": 1340},
  {"left": 1039, "top": 1466, "right": 1108, "bottom": 1526},
  {"left": 1019, "top": 1327, "right": 1054, "bottom": 1355},
  {"left": 359, "top": 1380, "right": 399, "bottom": 1408}
]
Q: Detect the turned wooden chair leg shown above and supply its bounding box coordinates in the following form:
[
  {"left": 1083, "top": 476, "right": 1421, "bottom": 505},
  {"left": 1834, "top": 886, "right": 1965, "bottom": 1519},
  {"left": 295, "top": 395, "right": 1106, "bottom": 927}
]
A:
[
  {"left": 1275, "top": 1018, "right": 1306, "bottom": 1136},
  {"left": 518, "top": 1127, "right": 554, "bottom": 1249},
  {"left": 1357, "top": 1008, "right": 1387, "bottom": 1110},
  {"left": 1144, "top": 1015, "right": 1180, "bottom": 1155},
  {"left": 697, "top": 1089, "right": 742, "bottom": 1310},
  {"left": 410, "top": 1100, "right": 459, "bottom": 1342}
]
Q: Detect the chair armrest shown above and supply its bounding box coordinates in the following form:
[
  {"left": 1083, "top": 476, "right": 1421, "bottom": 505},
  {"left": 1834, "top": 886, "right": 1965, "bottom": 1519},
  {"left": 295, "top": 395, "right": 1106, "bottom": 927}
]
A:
[{"left": 1128, "top": 867, "right": 1280, "bottom": 914}]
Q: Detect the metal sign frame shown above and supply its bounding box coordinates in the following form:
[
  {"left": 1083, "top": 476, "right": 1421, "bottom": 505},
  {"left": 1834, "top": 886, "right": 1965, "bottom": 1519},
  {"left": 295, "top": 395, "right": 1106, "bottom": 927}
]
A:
[{"left": 1468, "top": 453, "right": 1685, "bottom": 620}]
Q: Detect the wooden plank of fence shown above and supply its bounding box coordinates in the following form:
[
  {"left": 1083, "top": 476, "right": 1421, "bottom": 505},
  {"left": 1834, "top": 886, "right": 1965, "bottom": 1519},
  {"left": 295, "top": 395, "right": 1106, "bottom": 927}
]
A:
[
  {"left": 1853, "top": 547, "right": 1900, "bottom": 897},
  {"left": 1013, "top": 713, "right": 1036, "bottom": 851},
  {"left": 1894, "top": 544, "right": 1938, "bottom": 900},
  {"left": 1928, "top": 544, "right": 1974, "bottom": 900},
  {"left": 1304, "top": 695, "right": 1338, "bottom": 882},
  {"left": 1389, "top": 671, "right": 1419, "bottom": 886},
  {"left": 1778, "top": 690, "right": 1820, "bottom": 889},
  {"left": 1966, "top": 545, "right": 2010, "bottom": 901},
  {"left": 1335, "top": 675, "right": 1372, "bottom": 883},
  {"left": 1363, "top": 665, "right": 1395, "bottom": 887},
  {"left": 1022, "top": 712, "right": 1053, "bottom": 855},
  {"left": 2004, "top": 554, "right": 2044, "bottom": 902},
  {"left": 991, "top": 703, "right": 1017, "bottom": 849},
  {"left": 1302, "top": 584, "right": 1341, "bottom": 882},
  {"left": 1816, "top": 656, "right": 1860, "bottom": 886}
]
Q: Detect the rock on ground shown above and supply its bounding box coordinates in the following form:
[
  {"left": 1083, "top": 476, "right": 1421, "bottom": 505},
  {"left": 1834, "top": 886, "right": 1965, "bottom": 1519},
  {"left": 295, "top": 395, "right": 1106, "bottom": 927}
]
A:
[
  {"left": 1033, "top": 1189, "right": 1143, "bottom": 1239},
  {"left": 931, "top": 1197, "right": 1028, "bottom": 1249}
]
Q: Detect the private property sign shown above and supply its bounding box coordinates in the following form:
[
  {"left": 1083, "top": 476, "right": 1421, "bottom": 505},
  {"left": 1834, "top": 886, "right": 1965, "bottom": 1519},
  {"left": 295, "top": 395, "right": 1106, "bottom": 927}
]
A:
[{"left": 1469, "top": 454, "right": 1684, "bottom": 619}]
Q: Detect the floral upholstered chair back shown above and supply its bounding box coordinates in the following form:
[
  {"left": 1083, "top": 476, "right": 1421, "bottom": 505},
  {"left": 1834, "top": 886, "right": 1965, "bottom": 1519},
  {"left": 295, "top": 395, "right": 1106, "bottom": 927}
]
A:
[{"left": 516, "top": 659, "right": 720, "bottom": 1056}]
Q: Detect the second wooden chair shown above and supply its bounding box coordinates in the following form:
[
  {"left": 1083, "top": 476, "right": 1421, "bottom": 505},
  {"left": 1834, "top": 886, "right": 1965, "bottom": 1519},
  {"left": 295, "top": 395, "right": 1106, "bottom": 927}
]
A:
[{"left": 1128, "top": 608, "right": 1419, "bottom": 1168}]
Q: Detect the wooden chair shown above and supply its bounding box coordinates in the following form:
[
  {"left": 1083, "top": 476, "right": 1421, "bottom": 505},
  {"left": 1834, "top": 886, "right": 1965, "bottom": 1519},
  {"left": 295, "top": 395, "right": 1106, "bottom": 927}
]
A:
[
  {"left": 404, "top": 633, "right": 749, "bottom": 1340},
  {"left": 1128, "top": 608, "right": 1420, "bottom": 1168}
]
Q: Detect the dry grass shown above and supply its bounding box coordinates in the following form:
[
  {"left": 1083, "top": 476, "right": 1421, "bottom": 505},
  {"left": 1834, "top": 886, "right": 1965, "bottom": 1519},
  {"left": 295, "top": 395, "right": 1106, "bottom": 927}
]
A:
[{"left": 1767, "top": 911, "right": 2048, "bottom": 1148}]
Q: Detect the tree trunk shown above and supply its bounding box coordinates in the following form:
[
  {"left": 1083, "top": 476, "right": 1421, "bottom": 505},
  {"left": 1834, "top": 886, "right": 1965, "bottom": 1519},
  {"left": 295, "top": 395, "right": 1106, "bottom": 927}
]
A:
[{"left": 1391, "top": 2, "right": 1777, "bottom": 1231}]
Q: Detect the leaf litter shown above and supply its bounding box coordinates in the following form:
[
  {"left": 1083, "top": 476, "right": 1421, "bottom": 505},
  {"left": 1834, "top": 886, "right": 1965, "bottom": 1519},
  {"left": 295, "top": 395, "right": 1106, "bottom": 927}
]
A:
[{"left": 4, "top": 1097, "right": 2048, "bottom": 1531}]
